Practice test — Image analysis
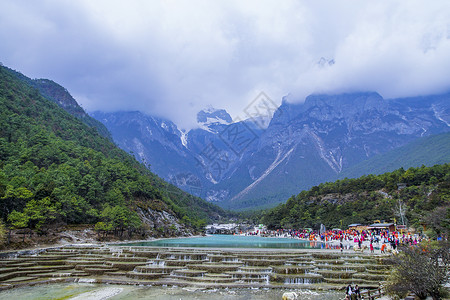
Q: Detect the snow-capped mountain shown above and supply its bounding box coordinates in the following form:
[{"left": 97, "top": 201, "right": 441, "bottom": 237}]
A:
[
  {"left": 197, "top": 107, "right": 233, "bottom": 132},
  {"left": 91, "top": 92, "right": 450, "bottom": 210}
]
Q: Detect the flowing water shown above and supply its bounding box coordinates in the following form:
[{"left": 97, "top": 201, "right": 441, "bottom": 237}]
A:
[
  {"left": 0, "top": 283, "right": 343, "bottom": 299},
  {"left": 0, "top": 236, "right": 381, "bottom": 299}
]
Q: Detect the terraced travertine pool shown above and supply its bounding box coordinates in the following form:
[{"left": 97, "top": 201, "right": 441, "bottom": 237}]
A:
[
  {"left": 0, "top": 283, "right": 345, "bottom": 299},
  {"left": 0, "top": 236, "right": 389, "bottom": 299},
  {"left": 118, "top": 234, "right": 324, "bottom": 249}
]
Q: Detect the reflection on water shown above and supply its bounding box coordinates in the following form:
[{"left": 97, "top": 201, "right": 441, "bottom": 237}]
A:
[
  {"left": 119, "top": 234, "right": 323, "bottom": 249},
  {"left": 0, "top": 283, "right": 343, "bottom": 300}
]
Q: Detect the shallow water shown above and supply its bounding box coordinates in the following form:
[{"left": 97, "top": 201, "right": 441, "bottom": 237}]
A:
[
  {"left": 0, "top": 283, "right": 343, "bottom": 300},
  {"left": 119, "top": 234, "right": 323, "bottom": 249}
]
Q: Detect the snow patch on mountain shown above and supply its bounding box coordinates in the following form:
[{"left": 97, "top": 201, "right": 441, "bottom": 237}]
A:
[
  {"left": 179, "top": 129, "right": 188, "bottom": 148},
  {"left": 432, "top": 104, "right": 450, "bottom": 127},
  {"left": 231, "top": 146, "right": 295, "bottom": 201},
  {"left": 132, "top": 138, "right": 146, "bottom": 161},
  {"left": 307, "top": 130, "right": 342, "bottom": 173}
]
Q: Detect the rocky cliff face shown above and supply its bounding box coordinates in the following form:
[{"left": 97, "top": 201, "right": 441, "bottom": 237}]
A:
[
  {"left": 137, "top": 207, "right": 194, "bottom": 237},
  {"left": 91, "top": 92, "right": 450, "bottom": 210}
]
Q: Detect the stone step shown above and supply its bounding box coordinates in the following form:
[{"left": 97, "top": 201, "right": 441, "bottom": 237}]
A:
[
  {"left": 270, "top": 273, "right": 324, "bottom": 285},
  {"left": 134, "top": 265, "right": 179, "bottom": 274},
  {"left": 43, "top": 250, "right": 80, "bottom": 255},
  {"left": 0, "top": 261, "right": 36, "bottom": 268},
  {"left": 36, "top": 260, "right": 70, "bottom": 266},
  {"left": 322, "top": 277, "right": 381, "bottom": 286},
  {"left": 74, "top": 264, "right": 108, "bottom": 270},
  {"left": 31, "top": 269, "right": 90, "bottom": 278},
  {"left": 189, "top": 264, "right": 241, "bottom": 273},
  {"left": 126, "top": 272, "right": 166, "bottom": 280},
  {"left": 363, "top": 264, "right": 390, "bottom": 271},
  {"left": 107, "top": 256, "right": 149, "bottom": 262},
  {"left": 351, "top": 272, "right": 386, "bottom": 281},
  {"left": 313, "top": 259, "right": 345, "bottom": 265},
  {"left": 272, "top": 265, "right": 314, "bottom": 274},
  {"left": 23, "top": 265, "right": 73, "bottom": 272},
  {"left": 105, "top": 261, "right": 148, "bottom": 271},
  {"left": 1, "top": 276, "right": 38, "bottom": 283},
  {"left": 118, "top": 251, "right": 159, "bottom": 258},
  {"left": 315, "top": 270, "right": 357, "bottom": 279},
  {"left": 204, "top": 272, "right": 233, "bottom": 278},
  {"left": 171, "top": 269, "right": 207, "bottom": 277},
  {"left": 234, "top": 254, "right": 304, "bottom": 260},
  {"left": 208, "top": 255, "right": 240, "bottom": 263},
  {"left": 83, "top": 267, "right": 118, "bottom": 275},
  {"left": 68, "top": 256, "right": 105, "bottom": 261},
  {"left": 0, "top": 272, "right": 20, "bottom": 281},
  {"left": 0, "top": 267, "right": 18, "bottom": 274},
  {"left": 366, "top": 269, "right": 389, "bottom": 275},
  {"left": 160, "top": 253, "right": 208, "bottom": 260},
  {"left": 311, "top": 253, "right": 342, "bottom": 260},
  {"left": 241, "top": 259, "right": 285, "bottom": 266},
  {"left": 19, "top": 255, "right": 75, "bottom": 260},
  {"left": 0, "top": 268, "right": 57, "bottom": 281},
  {"left": 161, "top": 259, "right": 207, "bottom": 267},
  {"left": 235, "top": 277, "right": 269, "bottom": 284},
  {"left": 73, "top": 251, "right": 110, "bottom": 256},
  {"left": 285, "top": 260, "right": 315, "bottom": 265},
  {"left": 317, "top": 264, "right": 367, "bottom": 272},
  {"left": 238, "top": 266, "right": 273, "bottom": 273},
  {"left": 61, "top": 246, "right": 99, "bottom": 250},
  {"left": 345, "top": 258, "right": 378, "bottom": 264},
  {"left": 67, "top": 260, "right": 105, "bottom": 266},
  {"left": 32, "top": 272, "right": 74, "bottom": 278},
  {"left": 103, "top": 271, "right": 129, "bottom": 277},
  {"left": 170, "top": 274, "right": 237, "bottom": 284},
  {"left": 226, "top": 271, "right": 269, "bottom": 279}
]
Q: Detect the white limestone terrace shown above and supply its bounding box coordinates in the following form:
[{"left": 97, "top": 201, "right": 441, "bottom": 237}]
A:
[{"left": 0, "top": 243, "right": 390, "bottom": 296}]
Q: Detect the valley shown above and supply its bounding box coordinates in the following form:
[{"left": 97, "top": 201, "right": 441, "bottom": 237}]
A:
[{"left": 92, "top": 93, "right": 450, "bottom": 210}]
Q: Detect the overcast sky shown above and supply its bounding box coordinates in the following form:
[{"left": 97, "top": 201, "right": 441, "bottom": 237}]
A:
[{"left": 1, "top": 0, "right": 450, "bottom": 129}]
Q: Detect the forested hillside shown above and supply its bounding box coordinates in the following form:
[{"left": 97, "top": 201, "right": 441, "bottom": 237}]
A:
[
  {"left": 262, "top": 164, "right": 450, "bottom": 237},
  {"left": 0, "top": 65, "right": 227, "bottom": 243},
  {"left": 338, "top": 132, "right": 450, "bottom": 179},
  {"left": 2, "top": 67, "right": 112, "bottom": 140}
]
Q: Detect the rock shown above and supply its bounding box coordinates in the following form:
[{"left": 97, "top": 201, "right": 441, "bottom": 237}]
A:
[{"left": 282, "top": 291, "right": 298, "bottom": 300}]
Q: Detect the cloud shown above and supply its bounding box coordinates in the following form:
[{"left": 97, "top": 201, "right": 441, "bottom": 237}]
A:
[{"left": 0, "top": 0, "right": 449, "bottom": 129}]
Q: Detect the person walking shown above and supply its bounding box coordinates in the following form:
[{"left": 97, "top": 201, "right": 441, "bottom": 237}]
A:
[
  {"left": 346, "top": 284, "right": 352, "bottom": 296},
  {"left": 354, "top": 285, "right": 361, "bottom": 299},
  {"left": 370, "top": 242, "right": 374, "bottom": 254}
]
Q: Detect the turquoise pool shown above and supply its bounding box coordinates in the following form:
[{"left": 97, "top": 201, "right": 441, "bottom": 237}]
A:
[{"left": 118, "top": 234, "right": 323, "bottom": 249}]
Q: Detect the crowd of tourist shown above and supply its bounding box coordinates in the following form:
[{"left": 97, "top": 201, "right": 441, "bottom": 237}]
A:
[
  {"left": 244, "top": 227, "right": 425, "bottom": 253},
  {"left": 241, "top": 227, "right": 430, "bottom": 299}
]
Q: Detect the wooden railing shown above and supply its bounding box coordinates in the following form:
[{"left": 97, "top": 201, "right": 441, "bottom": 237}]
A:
[{"left": 342, "top": 287, "right": 416, "bottom": 300}]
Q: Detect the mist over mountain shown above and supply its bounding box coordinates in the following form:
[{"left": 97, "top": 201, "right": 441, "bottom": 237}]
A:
[{"left": 92, "top": 92, "right": 450, "bottom": 210}]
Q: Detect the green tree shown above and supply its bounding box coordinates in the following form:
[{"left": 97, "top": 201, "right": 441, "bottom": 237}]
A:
[
  {"left": 0, "top": 220, "right": 6, "bottom": 247},
  {"left": 19, "top": 197, "right": 59, "bottom": 229},
  {"left": 7, "top": 210, "right": 29, "bottom": 229}
]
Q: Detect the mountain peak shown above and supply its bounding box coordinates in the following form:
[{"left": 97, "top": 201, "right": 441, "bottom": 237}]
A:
[
  {"left": 303, "top": 92, "right": 386, "bottom": 114},
  {"left": 197, "top": 107, "right": 232, "bottom": 126}
]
